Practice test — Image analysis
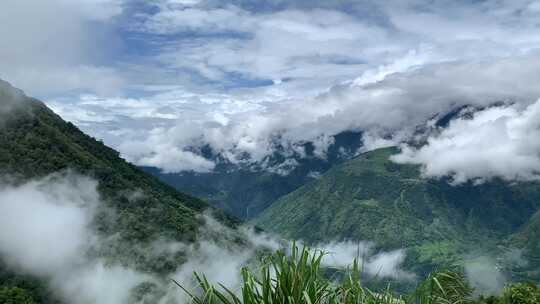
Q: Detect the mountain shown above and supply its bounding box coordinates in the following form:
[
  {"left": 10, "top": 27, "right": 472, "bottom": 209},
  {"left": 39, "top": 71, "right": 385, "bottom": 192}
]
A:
[
  {"left": 253, "top": 147, "right": 540, "bottom": 277},
  {"left": 511, "top": 209, "right": 540, "bottom": 277},
  {"left": 142, "top": 131, "right": 364, "bottom": 219},
  {"left": 142, "top": 104, "right": 475, "bottom": 220},
  {"left": 0, "top": 80, "right": 241, "bottom": 303}
]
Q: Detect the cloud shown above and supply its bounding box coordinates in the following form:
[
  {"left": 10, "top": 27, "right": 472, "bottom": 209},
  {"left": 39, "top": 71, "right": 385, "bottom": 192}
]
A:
[
  {"left": 0, "top": 0, "right": 124, "bottom": 96},
  {"left": 139, "top": 4, "right": 400, "bottom": 93},
  {"left": 464, "top": 256, "right": 507, "bottom": 297},
  {"left": 0, "top": 172, "right": 284, "bottom": 303},
  {"left": 48, "top": 52, "right": 540, "bottom": 174},
  {"left": 318, "top": 241, "right": 415, "bottom": 280},
  {"left": 129, "top": 0, "right": 540, "bottom": 97},
  {"left": 393, "top": 99, "right": 540, "bottom": 184},
  {"left": 9, "top": 0, "right": 535, "bottom": 177},
  {"left": 0, "top": 168, "right": 419, "bottom": 304},
  {"left": 0, "top": 172, "right": 151, "bottom": 304},
  {"left": 0, "top": 173, "right": 99, "bottom": 276},
  {"left": 0, "top": 79, "right": 26, "bottom": 117}
]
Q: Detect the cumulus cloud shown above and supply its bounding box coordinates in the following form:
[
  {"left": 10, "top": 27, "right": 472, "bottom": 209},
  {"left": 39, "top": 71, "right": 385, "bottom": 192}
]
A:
[{"left": 393, "top": 99, "right": 540, "bottom": 184}]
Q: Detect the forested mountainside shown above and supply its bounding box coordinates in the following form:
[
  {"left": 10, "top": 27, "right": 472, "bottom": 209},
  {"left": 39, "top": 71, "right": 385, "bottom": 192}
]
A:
[
  {"left": 142, "top": 131, "right": 364, "bottom": 219},
  {"left": 143, "top": 108, "right": 469, "bottom": 220},
  {"left": 254, "top": 147, "right": 540, "bottom": 279},
  {"left": 0, "top": 80, "right": 241, "bottom": 303}
]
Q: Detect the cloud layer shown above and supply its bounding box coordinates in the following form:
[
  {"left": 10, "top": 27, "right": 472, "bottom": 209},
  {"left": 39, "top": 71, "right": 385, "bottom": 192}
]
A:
[
  {"left": 4, "top": 0, "right": 540, "bottom": 183},
  {"left": 50, "top": 52, "right": 540, "bottom": 177}
]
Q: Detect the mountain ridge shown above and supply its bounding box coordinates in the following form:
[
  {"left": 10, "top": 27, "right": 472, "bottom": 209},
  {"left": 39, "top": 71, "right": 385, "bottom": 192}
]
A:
[
  {"left": 253, "top": 147, "right": 540, "bottom": 278},
  {"left": 0, "top": 79, "right": 243, "bottom": 303}
]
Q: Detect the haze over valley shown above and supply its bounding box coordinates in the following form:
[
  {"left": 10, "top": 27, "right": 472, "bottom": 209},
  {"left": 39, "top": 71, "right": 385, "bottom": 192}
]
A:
[{"left": 2, "top": 1, "right": 540, "bottom": 303}]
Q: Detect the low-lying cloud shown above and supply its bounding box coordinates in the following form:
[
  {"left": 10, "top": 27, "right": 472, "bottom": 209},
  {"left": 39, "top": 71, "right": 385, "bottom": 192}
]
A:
[
  {"left": 0, "top": 172, "right": 415, "bottom": 303},
  {"left": 0, "top": 173, "right": 151, "bottom": 304},
  {"left": 0, "top": 79, "right": 26, "bottom": 117},
  {"left": 51, "top": 52, "right": 540, "bottom": 179},
  {"left": 318, "top": 241, "right": 415, "bottom": 281},
  {"left": 464, "top": 256, "right": 507, "bottom": 297},
  {"left": 393, "top": 99, "right": 540, "bottom": 184}
]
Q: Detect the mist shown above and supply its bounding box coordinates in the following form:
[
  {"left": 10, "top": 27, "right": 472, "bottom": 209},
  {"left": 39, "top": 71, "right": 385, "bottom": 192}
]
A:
[
  {"left": 317, "top": 241, "right": 415, "bottom": 281},
  {"left": 464, "top": 256, "right": 507, "bottom": 297},
  {"left": 0, "top": 172, "right": 152, "bottom": 304},
  {"left": 0, "top": 79, "right": 26, "bottom": 117},
  {"left": 0, "top": 172, "right": 415, "bottom": 303}
]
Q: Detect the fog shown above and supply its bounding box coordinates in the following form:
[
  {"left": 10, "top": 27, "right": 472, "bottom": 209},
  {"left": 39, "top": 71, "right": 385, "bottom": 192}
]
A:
[
  {"left": 0, "top": 172, "right": 413, "bottom": 303},
  {"left": 318, "top": 241, "right": 415, "bottom": 281}
]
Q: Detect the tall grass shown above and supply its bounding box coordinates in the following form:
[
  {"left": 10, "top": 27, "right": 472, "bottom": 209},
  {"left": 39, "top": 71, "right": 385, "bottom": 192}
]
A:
[{"left": 174, "top": 244, "right": 477, "bottom": 304}]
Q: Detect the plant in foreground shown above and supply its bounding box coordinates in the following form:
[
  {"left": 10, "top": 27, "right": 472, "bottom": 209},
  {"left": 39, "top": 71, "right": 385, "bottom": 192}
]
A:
[{"left": 174, "top": 244, "right": 493, "bottom": 304}]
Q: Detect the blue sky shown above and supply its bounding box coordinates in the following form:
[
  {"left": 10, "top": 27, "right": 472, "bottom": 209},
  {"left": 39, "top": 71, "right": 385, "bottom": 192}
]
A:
[{"left": 3, "top": 0, "right": 540, "bottom": 181}]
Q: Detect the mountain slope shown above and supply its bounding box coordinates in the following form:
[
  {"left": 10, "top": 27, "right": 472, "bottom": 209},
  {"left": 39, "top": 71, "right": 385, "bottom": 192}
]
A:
[
  {"left": 253, "top": 147, "right": 540, "bottom": 275},
  {"left": 511, "top": 209, "right": 540, "bottom": 278},
  {"left": 0, "top": 80, "right": 240, "bottom": 302},
  {"left": 143, "top": 131, "right": 364, "bottom": 219},
  {"left": 0, "top": 81, "right": 227, "bottom": 241}
]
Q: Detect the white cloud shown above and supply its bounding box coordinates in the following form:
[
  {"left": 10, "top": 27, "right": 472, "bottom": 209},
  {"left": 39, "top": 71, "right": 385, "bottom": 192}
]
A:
[
  {"left": 464, "top": 256, "right": 507, "bottom": 296},
  {"left": 139, "top": 4, "right": 406, "bottom": 97},
  {"left": 69, "top": 0, "right": 124, "bottom": 21},
  {"left": 318, "top": 241, "right": 415, "bottom": 280},
  {"left": 9, "top": 0, "right": 535, "bottom": 178},
  {"left": 393, "top": 99, "right": 540, "bottom": 184},
  {"left": 136, "top": 146, "right": 216, "bottom": 173},
  {"left": 0, "top": 173, "right": 99, "bottom": 276},
  {"left": 134, "top": 0, "right": 540, "bottom": 99},
  {"left": 0, "top": 172, "right": 151, "bottom": 304},
  {"left": 0, "top": 0, "right": 124, "bottom": 96},
  {"left": 48, "top": 52, "right": 540, "bottom": 174},
  {"left": 0, "top": 172, "right": 286, "bottom": 303}
]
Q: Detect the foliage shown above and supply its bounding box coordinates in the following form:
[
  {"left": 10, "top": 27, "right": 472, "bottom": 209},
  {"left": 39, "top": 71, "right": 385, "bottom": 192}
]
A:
[
  {"left": 411, "top": 270, "right": 472, "bottom": 304},
  {"left": 474, "top": 282, "right": 540, "bottom": 304},
  {"left": 177, "top": 244, "right": 395, "bottom": 304},
  {"left": 253, "top": 147, "right": 540, "bottom": 277},
  {"left": 177, "top": 244, "right": 540, "bottom": 304},
  {"left": 0, "top": 85, "right": 239, "bottom": 302},
  {"left": 143, "top": 131, "right": 364, "bottom": 219},
  {"left": 0, "top": 287, "right": 35, "bottom": 304}
]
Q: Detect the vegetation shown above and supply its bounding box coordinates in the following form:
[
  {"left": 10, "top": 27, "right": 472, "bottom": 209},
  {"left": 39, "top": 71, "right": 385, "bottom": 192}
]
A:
[
  {"left": 143, "top": 131, "right": 364, "bottom": 219},
  {"left": 253, "top": 148, "right": 540, "bottom": 279},
  {"left": 0, "top": 287, "right": 35, "bottom": 304},
  {"left": 179, "top": 245, "right": 540, "bottom": 304},
  {"left": 0, "top": 82, "right": 240, "bottom": 302}
]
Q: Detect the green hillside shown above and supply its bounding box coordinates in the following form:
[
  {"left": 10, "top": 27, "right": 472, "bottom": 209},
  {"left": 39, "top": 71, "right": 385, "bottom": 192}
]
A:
[
  {"left": 0, "top": 80, "right": 239, "bottom": 302},
  {"left": 142, "top": 131, "right": 363, "bottom": 219},
  {"left": 253, "top": 147, "right": 540, "bottom": 276}
]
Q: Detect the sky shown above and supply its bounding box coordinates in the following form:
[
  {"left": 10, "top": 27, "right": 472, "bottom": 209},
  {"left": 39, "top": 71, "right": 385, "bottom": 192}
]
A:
[{"left": 2, "top": 0, "right": 540, "bottom": 182}]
